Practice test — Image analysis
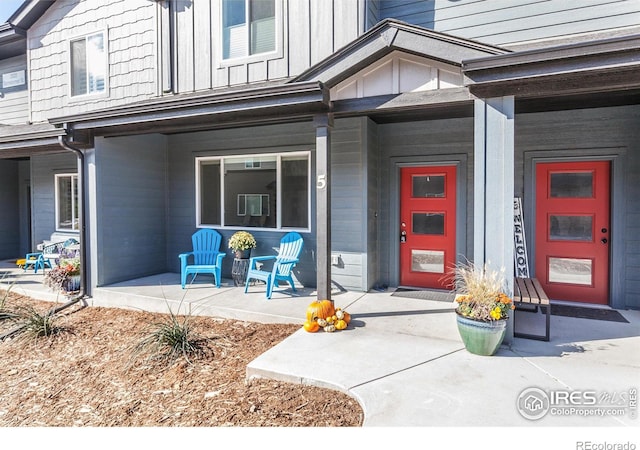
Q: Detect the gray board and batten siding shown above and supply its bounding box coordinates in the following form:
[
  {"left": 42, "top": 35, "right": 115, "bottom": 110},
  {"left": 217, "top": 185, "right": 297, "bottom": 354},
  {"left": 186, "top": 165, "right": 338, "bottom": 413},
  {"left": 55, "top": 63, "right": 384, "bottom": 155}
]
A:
[
  {"left": 373, "top": 0, "right": 640, "bottom": 48},
  {"left": 164, "top": 0, "right": 364, "bottom": 93}
]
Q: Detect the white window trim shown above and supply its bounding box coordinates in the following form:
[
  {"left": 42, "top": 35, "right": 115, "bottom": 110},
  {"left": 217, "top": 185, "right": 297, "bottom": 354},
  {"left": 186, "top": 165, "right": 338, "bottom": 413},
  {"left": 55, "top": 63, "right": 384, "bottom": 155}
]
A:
[
  {"left": 195, "top": 151, "right": 311, "bottom": 232},
  {"left": 67, "top": 29, "right": 109, "bottom": 101},
  {"left": 54, "top": 173, "right": 79, "bottom": 232},
  {"left": 218, "top": 0, "right": 283, "bottom": 67}
]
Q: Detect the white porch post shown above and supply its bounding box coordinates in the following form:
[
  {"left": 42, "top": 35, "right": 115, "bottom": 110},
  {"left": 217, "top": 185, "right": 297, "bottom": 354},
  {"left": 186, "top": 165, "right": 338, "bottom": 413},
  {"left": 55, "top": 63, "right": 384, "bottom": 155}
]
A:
[
  {"left": 474, "top": 96, "right": 515, "bottom": 342},
  {"left": 314, "top": 114, "right": 333, "bottom": 301}
]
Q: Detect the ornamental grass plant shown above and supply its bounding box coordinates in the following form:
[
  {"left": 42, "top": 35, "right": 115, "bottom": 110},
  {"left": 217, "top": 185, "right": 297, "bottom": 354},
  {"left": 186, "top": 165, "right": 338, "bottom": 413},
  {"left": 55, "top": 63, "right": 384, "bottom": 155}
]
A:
[{"left": 454, "top": 261, "right": 514, "bottom": 321}]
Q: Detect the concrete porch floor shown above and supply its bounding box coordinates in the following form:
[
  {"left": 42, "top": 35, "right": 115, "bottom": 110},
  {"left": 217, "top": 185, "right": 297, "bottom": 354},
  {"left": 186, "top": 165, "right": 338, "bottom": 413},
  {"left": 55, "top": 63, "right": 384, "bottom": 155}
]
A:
[{"left": 1, "top": 259, "right": 639, "bottom": 434}]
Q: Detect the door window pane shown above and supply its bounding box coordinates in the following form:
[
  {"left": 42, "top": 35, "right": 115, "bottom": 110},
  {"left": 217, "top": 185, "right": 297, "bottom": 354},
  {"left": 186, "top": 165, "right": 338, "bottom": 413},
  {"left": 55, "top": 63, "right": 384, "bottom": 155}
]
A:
[
  {"left": 548, "top": 257, "right": 592, "bottom": 286},
  {"left": 550, "top": 172, "right": 593, "bottom": 198},
  {"left": 411, "top": 250, "right": 445, "bottom": 273},
  {"left": 549, "top": 215, "right": 593, "bottom": 241},
  {"left": 413, "top": 213, "right": 444, "bottom": 235},
  {"left": 412, "top": 175, "right": 445, "bottom": 198}
]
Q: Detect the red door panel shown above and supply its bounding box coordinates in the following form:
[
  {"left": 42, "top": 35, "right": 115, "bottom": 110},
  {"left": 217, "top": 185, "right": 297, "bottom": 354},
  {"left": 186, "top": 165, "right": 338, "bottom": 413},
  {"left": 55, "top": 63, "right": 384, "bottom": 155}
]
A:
[
  {"left": 400, "top": 166, "right": 456, "bottom": 289},
  {"left": 535, "top": 161, "right": 610, "bottom": 304}
]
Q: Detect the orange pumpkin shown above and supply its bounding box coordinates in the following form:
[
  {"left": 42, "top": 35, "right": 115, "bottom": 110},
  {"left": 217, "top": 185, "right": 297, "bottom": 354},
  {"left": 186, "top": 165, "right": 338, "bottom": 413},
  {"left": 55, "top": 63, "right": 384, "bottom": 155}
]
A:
[
  {"left": 306, "top": 300, "right": 335, "bottom": 321},
  {"left": 303, "top": 320, "right": 320, "bottom": 333}
]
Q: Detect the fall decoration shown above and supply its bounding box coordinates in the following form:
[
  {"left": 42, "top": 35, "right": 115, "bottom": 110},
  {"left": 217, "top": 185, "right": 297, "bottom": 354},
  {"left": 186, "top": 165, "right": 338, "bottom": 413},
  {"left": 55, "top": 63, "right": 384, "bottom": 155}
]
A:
[
  {"left": 302, "top": 301, "right": 352, "bottom": 333},
  {"left": 305, "top": 300, "right": 335, "bottom": 322}
]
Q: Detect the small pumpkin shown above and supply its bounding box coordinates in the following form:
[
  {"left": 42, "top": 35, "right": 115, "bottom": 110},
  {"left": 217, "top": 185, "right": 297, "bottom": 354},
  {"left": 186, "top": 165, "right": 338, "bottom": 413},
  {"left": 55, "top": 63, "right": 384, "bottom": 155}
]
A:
[
  {"left": 306, "top": 300, "right": 336, "bottom": 321},
  {"left": 324, "top": 324, "right": 336, "bottom": 333},
  {"left": 316, "top": 318, "right": 328, "bottom": 327},
  {"left": 303, "top": 320, "right": 320, "bottom": 333},
  {"left": 335, "top": 319, "right": 348, "bottom": 330}
]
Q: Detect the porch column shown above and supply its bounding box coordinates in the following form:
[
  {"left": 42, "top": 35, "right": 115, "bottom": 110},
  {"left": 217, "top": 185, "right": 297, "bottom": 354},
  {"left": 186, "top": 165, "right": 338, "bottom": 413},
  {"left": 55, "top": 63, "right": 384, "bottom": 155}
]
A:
[
  {"left": 474, "top": 97, "right": 515, "bottom": 340},
  {"left": 314, "top": 113, "right": 333, "bottom": 301}
]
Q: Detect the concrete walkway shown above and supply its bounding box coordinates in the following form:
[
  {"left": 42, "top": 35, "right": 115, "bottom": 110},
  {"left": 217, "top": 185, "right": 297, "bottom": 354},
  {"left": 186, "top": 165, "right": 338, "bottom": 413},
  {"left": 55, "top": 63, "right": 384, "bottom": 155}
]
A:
[{"left": 1, "top": 261, "right": 639, "bottom": 432}]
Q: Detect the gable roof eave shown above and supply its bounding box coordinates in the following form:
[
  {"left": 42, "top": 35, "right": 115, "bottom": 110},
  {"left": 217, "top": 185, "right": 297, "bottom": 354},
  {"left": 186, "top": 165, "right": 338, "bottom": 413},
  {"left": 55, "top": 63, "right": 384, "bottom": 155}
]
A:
[{"left": 293, "top": 18, "right": 510, "bottom": 88}]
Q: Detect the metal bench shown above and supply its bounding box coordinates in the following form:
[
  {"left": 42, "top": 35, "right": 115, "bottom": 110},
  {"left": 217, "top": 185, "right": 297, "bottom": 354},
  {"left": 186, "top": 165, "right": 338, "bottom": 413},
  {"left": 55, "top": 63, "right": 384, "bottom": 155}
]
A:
[{"left": 513, "top": 277, "right": 550, "bottom": 341}]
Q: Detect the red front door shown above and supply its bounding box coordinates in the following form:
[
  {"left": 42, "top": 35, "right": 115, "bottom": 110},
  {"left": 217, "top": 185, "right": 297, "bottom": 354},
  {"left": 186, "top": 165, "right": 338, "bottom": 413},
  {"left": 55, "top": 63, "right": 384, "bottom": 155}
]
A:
[
  {"left": 535, "top": 161, "right": 610, "bottom": 304},
  {"left": 400, "top": 166, "right": 456, "bottom": 289}
]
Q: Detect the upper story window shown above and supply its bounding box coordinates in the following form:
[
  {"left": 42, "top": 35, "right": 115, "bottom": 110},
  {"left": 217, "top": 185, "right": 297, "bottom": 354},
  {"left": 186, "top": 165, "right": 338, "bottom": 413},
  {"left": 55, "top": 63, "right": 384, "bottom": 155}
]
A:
[
  {"left": 70, "top": 31, "right": 107, "bottom": 97},
  {"left": 55, "top": 174, "right": 79, "bottom": 231},
  {"left": 222, "top": 0, "right": 276, "bottom": 60}
]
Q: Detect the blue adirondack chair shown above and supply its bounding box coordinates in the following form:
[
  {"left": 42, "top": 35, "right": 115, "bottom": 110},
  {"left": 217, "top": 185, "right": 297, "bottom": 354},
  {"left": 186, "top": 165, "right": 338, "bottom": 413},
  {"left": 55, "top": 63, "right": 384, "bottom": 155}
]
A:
[
  {"left": 179, "top": 229, "right": 226, "bottom": 288},
  {"left": 244, "top": 232, "right": 304, "bottom": 299}
]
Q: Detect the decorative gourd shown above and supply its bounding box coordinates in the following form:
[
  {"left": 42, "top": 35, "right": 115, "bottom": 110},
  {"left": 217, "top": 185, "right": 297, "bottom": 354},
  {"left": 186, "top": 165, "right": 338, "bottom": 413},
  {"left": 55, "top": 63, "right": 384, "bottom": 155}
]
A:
[
  {"left": 324, "top": 324, "right": 336, "bottom": 333},
  {"left": 335, "top": 319, "right": 348, "bottom": 330},
  {"left": 336, "top": 308, "right": 351, "bottom": 324},
  {"left": 316, "top": 318, "right": 328, "bottom": 327},
  {"left": 306, "top": 300, "right": 336, "bottom": 321},
  {"left": 303, "top": 320, "right": 320, "bottom": 333}
]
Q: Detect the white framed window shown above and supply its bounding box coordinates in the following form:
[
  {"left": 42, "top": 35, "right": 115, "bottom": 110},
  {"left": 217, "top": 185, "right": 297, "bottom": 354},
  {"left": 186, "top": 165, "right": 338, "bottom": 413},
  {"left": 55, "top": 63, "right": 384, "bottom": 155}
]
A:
[
  {"left": 55, "top": 173, "right": 79, "bottom": 231},
  {"left": 196, "top": 152, "right": 310, "bottom": 231},
  {"left": 222, "top": 0, "right": 277, "bottom": 60},
  {"left": 69, "top": 30, "right": 107, "bottom": 97}
]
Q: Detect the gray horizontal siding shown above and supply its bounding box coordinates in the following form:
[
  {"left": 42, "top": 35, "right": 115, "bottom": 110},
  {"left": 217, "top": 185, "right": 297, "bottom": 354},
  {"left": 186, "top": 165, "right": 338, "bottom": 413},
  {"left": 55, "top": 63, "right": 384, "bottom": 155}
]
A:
[
  {"left": 30, "top": 152, "right": 79, "bottom": 249},
  {"left": 0, "top": 160, "right": 20, "bottom": 259},
  {"left": 515, "top": 104, "right": 640, "bottom": 309},
  {"left": 166, "top": 118, "right": 371, "bottom": 290},
  {"left": 94, "top": 134, "right": 168, "bottom": 285},
  {"left": 379, "top": 0, "right": 640, "bottom": 47},
  {"left": 0, "top": 55, "right": 29, "bottom": 125}
]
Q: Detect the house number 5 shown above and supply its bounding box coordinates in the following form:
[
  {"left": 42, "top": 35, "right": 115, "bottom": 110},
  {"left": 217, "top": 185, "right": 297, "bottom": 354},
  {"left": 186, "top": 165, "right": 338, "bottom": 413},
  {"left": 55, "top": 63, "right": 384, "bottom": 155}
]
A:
[{"left": 317, "top": 174, "right": 327, "bottom": 190}]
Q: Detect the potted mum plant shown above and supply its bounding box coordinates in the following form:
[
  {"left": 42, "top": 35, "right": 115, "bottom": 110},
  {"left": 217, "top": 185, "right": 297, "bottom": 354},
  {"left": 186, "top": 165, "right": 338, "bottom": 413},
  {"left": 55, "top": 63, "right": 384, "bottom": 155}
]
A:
[
  {"left": 453, "top": 260, "right": 514, "bottom": 356},
  {"left": 43, "top": 258, "right": 81, "bottom": 294},
  {"left": 228, "top": 231, "right": 257, "bottom": 259}
]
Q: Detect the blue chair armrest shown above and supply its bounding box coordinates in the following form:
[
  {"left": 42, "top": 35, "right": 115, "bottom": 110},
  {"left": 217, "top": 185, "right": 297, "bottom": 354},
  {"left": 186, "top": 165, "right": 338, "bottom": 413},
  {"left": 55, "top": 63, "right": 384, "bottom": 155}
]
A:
[
  {"left": 248, "top": 255, "right": 276, "bottom": 270},
  {"left": 179, "top": 252, "right": 194, "bottom": 264},
  {"left": 25, "top": 252, "right": 42, "bottom": 260},
  {"left": 215, "top": 252, "right": 226, "bottom": 265}
]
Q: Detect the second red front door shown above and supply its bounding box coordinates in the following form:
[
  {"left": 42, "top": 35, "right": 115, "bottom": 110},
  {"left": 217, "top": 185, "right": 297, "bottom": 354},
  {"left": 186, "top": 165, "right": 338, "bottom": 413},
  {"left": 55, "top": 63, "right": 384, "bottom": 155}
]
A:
[{"left": 399, "top": 165, "right": 457, "bottom": 289}]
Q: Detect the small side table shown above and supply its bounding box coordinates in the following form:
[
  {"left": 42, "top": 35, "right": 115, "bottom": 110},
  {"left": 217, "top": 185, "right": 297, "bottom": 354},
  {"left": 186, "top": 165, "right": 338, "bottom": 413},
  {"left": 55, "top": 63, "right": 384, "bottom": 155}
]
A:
[{"left": 231, "top": 258, "right": 250, "bottom": 287}]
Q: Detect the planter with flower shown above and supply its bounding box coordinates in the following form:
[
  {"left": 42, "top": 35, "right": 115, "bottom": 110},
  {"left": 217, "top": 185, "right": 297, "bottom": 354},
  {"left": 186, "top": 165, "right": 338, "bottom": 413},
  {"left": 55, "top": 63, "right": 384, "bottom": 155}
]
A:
[
  {"left": 43, "top": 258, "right": 81, "bottom": 295},
  {"left": 453, "top": 261, "right": 514, "bottom": 356},
  {"left": 228, "top": 231, "right": 257, "bottom": 259}
]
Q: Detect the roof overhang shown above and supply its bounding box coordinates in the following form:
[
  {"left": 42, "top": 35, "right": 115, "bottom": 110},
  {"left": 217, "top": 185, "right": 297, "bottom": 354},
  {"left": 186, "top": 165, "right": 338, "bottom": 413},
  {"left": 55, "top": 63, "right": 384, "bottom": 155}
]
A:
[
  {"left": 294, "top": 19, "right": 509, "bottom": 88},
  {"left": 0, "top": 123, "right": 67, "bottom": 159},
  {"left": 49, "top": 81, "right": 331, "bottom": 142},
  {"left": 463, "top": 34, "right": 640, "bottom": 99}
]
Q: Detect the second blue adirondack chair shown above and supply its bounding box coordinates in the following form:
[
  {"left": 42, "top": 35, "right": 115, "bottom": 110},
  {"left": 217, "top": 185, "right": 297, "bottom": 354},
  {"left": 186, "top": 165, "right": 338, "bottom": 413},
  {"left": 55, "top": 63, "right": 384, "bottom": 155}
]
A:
[
  {"left": 179, "top": 229, "right": 226, "bottom": 288},
  {"left": 244, "top": 232, "right": 303, "bottom": 299}
]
